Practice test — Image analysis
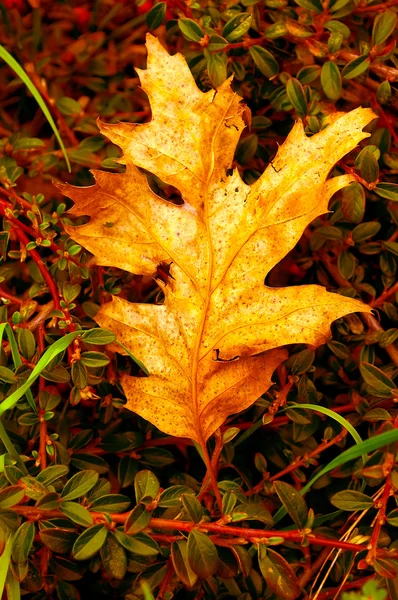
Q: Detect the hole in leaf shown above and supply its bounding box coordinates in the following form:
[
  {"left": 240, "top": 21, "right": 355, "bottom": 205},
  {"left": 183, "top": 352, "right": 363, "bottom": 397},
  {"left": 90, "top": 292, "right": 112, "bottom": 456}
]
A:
[
  {"left": 144, "top": 171, "right": 184, "bottom": 205},
  {"left": 155, "top": 262, "right": 172, "bottom": 285}
]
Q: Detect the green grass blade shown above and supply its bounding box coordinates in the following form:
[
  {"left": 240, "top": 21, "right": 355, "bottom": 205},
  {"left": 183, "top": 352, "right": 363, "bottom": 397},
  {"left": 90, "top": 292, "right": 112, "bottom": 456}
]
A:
[
  {"left": 0, "top": 331, "right": 80, "bottom": 417},
  {"left": 0, "top": 421, "right": 27, "bottom": 474},
  {"left": 0, "top": 533, "right": 13, "bottom": 600},
  {"left": 0, "top": 323, "right": 30, "bottom": 472},
  {"left": 287, "top": 404, "right": 363, "bottom": 445},
  {"left": 0, "top": 325, "right": 79, "bottom": 472},
  {"left": 0, "top": 323, "right": 36, "bottom": 411},
  {"left": 141, "top": 582, "right": 155, "bottom": 600},
  {"left": 233, "top": 419, "right": 263, "bottom": 448},
  {"left": 0, "top": 45, "right": 71, "bottom": 172},
  {"left": 6, "top": 568, "right": 20, "bottom": 600},
  {"left": 116, "top": 341, "right": 149, "bottom": 375},
  {"left": 273, "top": 428, "right": 398, "bottom": 524},
  {"left": 286, "top": 403, "right": 368, "bottom": 471},
  {"left": 302, "top": 428, "right": 398, "bottom": 493}
]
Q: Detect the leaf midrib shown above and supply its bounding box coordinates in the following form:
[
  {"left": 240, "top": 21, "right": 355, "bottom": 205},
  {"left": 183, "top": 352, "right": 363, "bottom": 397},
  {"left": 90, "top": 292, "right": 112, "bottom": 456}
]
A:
[{"left": 190, "top": 93, "right": 237, "bottom": 441}]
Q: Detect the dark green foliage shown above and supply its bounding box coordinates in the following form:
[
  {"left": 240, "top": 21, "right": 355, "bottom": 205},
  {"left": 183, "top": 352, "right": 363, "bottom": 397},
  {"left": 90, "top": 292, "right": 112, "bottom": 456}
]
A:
[{"left": 0, "top": 0, "right": 397, "bottom": 599}]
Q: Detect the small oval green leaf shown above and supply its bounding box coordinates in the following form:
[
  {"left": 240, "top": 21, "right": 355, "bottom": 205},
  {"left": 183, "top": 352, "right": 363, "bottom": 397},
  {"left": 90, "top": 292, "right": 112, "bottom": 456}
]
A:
[
  {"left": 72, "top": 525, "right": 108, "bottom": 560},
  {"left": 321, "top": 61, "right": 342, "bottom": 100},
  {"left": 187, "top": 530, "right": 219, "bottom": 579},
  {"left": 146, "top": 2, "right": 166, "bottom": 30},
  {"left": 258, "top": 546, "right": 300, "bottom": 599},
  {"left": 330, "top": 490, "right": 374, "bottom": 511},
  {"left": 222, "top": 13, "right": 252, "bottom": 42}
]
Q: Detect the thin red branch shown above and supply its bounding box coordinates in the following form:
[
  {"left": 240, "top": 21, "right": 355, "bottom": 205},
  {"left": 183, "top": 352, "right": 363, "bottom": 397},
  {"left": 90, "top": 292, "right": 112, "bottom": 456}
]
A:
[
  {"left": 147, "top": 519, "right": 397, "bottom": 555},
  {"left": 13, "top": 227, "right": 61, "bottom": 311},
  {"left": 0, "top": 286, "right": 22, "bottom": 304},
  {"left": 0, "top": 195, "right": 80, "bottom": 266},
  {"left": 0, "top": 201, "right": 61, "bottom": 309},
  {"left": 199, "top": 438, "right": 224, "bottom": 514},
  {"left": 371, "top": 279, "right": 398, "bottom": 307},
  {"left": 366, "top": 474, "right": 393, "bottom": 564},
  {"left": 198, "top": 429, "right": 224, "bottom": 502},
  {"left": 269, "top": 429, "right": 348, "bottom": 482},
  {"left": 247, "top": 429, "right": 348, "bottom": 496},
  {"left": 157, "top": 559, "right": 174, "bottom": 599},
  {"left": 371, "top": 97, "right": 398, "bottom": 145},
  {"left": 168, "top": 0, "right": 192, "bottom": 17},
  {"left": 223, "top": 36, "right": 266, "bottom": 52},
  {"left": 354, "top": 0, "right": 398, "bottom": 11},
  {"left": 339, "top": 49, "right": 398, "bottom": 81},
  {"left": 13, "top": 506, "right": 398, "bottom": 557},
  {"left": 0, "top": 186, "right": 33, "bottom": 210}
]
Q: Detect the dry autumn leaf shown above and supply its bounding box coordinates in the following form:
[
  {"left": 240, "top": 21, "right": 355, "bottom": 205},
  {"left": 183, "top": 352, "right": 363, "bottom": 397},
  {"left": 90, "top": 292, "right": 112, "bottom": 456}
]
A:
[{"left": 60, "top": 34, "right": 374, "bottom": 451}]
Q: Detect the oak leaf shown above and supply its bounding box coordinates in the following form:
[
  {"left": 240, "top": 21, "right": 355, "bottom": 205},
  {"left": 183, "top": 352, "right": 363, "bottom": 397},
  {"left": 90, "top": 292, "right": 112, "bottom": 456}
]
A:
[{"left": 60, "top": 35, "right": 374, "bottom": 446}]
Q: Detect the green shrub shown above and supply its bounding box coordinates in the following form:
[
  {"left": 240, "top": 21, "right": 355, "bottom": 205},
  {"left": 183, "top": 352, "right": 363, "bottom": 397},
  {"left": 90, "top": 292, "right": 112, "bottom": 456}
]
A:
[{"left": 0, "top": 0, "right": 397, "bottom": 598}]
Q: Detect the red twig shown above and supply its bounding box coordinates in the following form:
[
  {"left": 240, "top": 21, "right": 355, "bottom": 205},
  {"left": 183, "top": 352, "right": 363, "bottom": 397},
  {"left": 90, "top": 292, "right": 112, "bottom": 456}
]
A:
[
  {"left": 199, "top": 437, "right": 224, "bottom": 514},
  {"left": 136, "top": 436, "right": 192, "bottom": 451},
  {"left": 0, "top": 201, "right": 61, "bottom": 309},
  {"left": 0, "top": 195, "right": 80, "bottom": 266},
  {"left": 157, "top": 559, "right": 174, "bottom": 599},
  {"left": 371, "top": 97, "right": 398, "bottom": 144},
  {"left": 270, "top": 428, "right": 348, "bottom": 482},
  {"left": 12, "top": 506, "right": 398, "bottom": 557},
  {"left": 223, "top": 36, "right": 266, "bottom": 52},
  {"left": 168, "top": 0, "right": 192, "bottom": 17},
  {"left": 0, "top": 286, "right": 22, "bottom": 304},
  {"left": 147, "top": 519, "right": 397, "bottom": 554},
  {"left": 354, "top": 0, "right": 398, "bottom": 11},
  {"left": 365, "top": 474, "right": 393, "bottom": 564},
  {"left": 0, "top": 186, "right": 33, "bottom": 210},
  {"left": 371, "top": 279, "right": 398, "bottom": 307},
  {"left": 247, "top": 429, "right": 348, "bottom": 496},
  {"left": 339, "top": 49, "right": 398, "bottom": 81},
  {"left": 13, "top": 227, "right": 61, "bottom": 311},
  {"left": 198, "top": 429, "right": 224, "bottom": 503}
]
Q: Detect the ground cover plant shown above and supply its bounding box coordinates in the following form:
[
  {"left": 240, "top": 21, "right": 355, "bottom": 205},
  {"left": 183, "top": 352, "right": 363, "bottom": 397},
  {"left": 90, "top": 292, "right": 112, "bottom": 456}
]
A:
[{"left": 0, "top": 1, "right": 398, "bottom": 599}]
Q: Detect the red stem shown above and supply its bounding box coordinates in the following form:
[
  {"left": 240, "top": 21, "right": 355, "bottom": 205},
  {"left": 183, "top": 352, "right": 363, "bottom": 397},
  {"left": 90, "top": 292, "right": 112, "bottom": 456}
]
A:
[
  {"left": 199, "top": 439, "right": 224, "bottom": 514},
  {"left": 0, "top": 196, "right": 80, "bottom": 266},
  {"left": 366, "top": 475, "right": 393, "bottom": 564},
  {"left": 12, "top": 227, "right": 61, "bottom": 310},
  {"left": 147, "top": 519, "right": 396, "bottom": 554},
  {"left": 371, "top": 97, "right": 398, "bottom": 144},
  {"left": 247, "top": 429, "right": 348, "bottom": 496},
  {"left": 13, "top": 506, "right": 398, "bottom": 557},
  {"left": 0, "top": 186, "right": 33, "bottom": 210},
  {"left": 372, "top": 279, "right": 398, "bottom": 307},
  {"left": 0, "top": 286, "right": 22, "bottom": 304},
  {"left": 354, "top": 0, "right": 398, "bottom": 11},
  {"left": 157, "top": 559, "right": 174, "bottom": 599},
  {"left": 269, "top": 428, "right": 347, "bottom": 482}
]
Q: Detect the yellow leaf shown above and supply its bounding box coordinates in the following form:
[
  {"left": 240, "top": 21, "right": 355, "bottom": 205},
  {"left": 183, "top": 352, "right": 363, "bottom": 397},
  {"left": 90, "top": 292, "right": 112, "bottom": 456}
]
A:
[{"left": 60, "top": 34, "right": 374, "bottom": 445}]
